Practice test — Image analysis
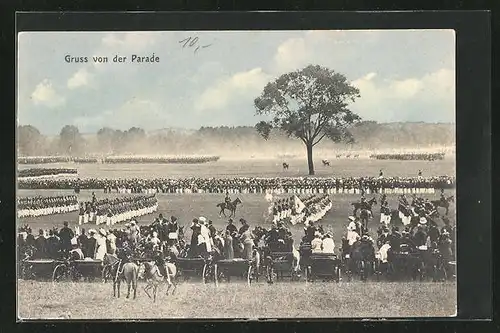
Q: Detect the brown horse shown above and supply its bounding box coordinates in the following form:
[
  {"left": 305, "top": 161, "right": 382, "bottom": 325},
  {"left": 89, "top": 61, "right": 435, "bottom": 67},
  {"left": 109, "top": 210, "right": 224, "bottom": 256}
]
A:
[{"left": 216, "top": 198, "right": 242, "bottom": 218}]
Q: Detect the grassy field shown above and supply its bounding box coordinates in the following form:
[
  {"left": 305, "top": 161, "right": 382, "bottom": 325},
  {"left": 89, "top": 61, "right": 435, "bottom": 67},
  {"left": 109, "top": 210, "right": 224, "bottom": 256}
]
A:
[
  {"left": 17, "top": 158, "right": 456, "bottom": 319},
  {"left": 17, "top": 280, "right": 456, "bottom": 319},
  {"left": 17, "top": 157, "right": 456, "bottom": 179}
]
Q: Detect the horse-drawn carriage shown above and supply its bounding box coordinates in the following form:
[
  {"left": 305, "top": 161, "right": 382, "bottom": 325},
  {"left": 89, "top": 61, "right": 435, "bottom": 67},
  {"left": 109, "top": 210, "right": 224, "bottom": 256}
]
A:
[
  {"left": 213, "top": 258, "right": 255, "bottom": 286},
  {"left": 21, "top": 259, "right": 59, "bottom": 281},
  {"left": 304, "top": 253, "right": 341, "bottom": 282},
  {"left": 263, "top": 251, "right": 301, "bottom": 283},
  {"left": 176, "top": 256, "right": 215, "bottom": 283},
  {"left": 52, "top": 258, "right": 104, "bottom": 282}
]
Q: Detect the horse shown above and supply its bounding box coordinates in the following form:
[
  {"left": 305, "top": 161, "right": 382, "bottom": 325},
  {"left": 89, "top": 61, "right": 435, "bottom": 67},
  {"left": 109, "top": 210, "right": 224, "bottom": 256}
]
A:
[
  {"left": 336, "top": 154, "right": 342, "bottom": 158},
  {"left": 115, "top": 262, "right": 139, "bottom": 299},
  {"left": 322, "top": 159, "right": 330, "bottom": 166},
  {"left": 351, "top": 198, "right": 377, "bottom": 216},
  {"left": 352, "top": 198, "right": 377, "bottom": 231},
  {"left": 142, "top": 261, "right": 177, "bottom": 302},
  {"left": 282, "top": 162, "right": 289, "bottom": 170},
  {"left": 216, "top": 197, "right": 242, "bottom": 218},
  {"left": 346, "top": 154, "right": 351, "bottom": 159},
  {"left": 354, "top": 154, "right": 359, "bottom": 158},
  {"left": 430, "top": 195, "right": 454, "bottom": 215},
  {"left": 347, "top": 238, "right": 376, "bottom": 281}
]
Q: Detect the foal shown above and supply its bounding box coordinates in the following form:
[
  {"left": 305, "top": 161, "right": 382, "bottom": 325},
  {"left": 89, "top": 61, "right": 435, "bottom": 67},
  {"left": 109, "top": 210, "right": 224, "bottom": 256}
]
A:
[{"left": 143, "top": 261, "right": 177, "bottom": 302}]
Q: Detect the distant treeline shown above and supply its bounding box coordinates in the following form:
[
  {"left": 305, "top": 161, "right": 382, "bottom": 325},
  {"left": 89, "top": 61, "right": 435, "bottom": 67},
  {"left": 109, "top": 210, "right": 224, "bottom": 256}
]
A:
[{"left": 17, "top": 121, "right": 455, "bottom": 157}]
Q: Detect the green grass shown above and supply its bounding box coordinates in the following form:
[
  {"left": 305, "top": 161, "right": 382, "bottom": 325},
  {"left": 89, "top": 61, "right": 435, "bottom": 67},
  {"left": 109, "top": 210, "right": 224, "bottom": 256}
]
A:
[{"left": 17, "top": 280, "right": 456, "bottom": 319}]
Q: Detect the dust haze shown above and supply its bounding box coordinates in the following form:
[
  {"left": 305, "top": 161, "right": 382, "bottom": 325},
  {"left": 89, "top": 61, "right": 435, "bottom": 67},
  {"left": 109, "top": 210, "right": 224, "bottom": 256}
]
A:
[{"left": 17, "top": 122, "right": 455, "bottom": 160}]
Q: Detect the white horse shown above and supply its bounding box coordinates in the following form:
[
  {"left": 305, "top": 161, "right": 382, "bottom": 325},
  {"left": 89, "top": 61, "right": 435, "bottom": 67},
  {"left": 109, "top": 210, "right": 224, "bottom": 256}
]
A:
[{"left": 142, "top": 261, "right": 177, "bottom": 302}]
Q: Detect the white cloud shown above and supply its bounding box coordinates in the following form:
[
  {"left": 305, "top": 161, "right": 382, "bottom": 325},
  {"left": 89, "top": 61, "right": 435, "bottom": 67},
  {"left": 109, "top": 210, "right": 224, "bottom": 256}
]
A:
[
  {"left": 195, "top": 68, "right": 271, "bottom": 111},
  {"left": 67, "top": 68, "right": 93, "bottom": 89},
  {"left": 30, "top": 79, "right": 65, "bottom": 108},
  {"left": 351, "top": 68, "right": 455, "bottom": 121}
]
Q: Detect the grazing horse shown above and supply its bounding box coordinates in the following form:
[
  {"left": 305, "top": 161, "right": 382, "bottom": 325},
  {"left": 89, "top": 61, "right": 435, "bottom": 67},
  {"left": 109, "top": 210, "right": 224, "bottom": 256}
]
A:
[
  {"left": 115, "top": 262, "right": 139, "bottom": 299},
  {"left": 354, "top": 154, "right": 359, "bottom": 158},
  {"left": 346, "top": 154, "right": 351, "bottom": 158},
  {"left": 336, "top": 154, "right": 342, "bottom": 158},
  {"left": 431, "top": 195, "right": 454, "bottom": 215},
  {"left": 216, "top": 197, "right": 242, "bottom": 218},
  {"left": 282, "top": 162, "right": 289, "bottom": 170},
  {"left": 142, "top": 261, "right": 177, "bottom": 302},
  {"left": 322, "top": 159, "right": 330, "bottom": 166}
]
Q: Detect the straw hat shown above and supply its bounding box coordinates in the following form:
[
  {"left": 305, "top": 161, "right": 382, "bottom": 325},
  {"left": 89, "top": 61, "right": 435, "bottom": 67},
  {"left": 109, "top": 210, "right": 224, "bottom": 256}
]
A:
[
  {"left": 99, "top": 228, "right": 107, "bottom": 236},
  {"left": 348, "top": 216, "right": 356, "bottom": 222}
]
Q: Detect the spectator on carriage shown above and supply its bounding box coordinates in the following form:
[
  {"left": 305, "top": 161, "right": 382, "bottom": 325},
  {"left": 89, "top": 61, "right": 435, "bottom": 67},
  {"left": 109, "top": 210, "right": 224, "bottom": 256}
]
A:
[
  {"left": 69, "top": 238, "right": 84, "bottom": 260},
  {"left": 311, "top": 232, "right": 323, "bottom": 253},
  {"left": 107, "top": 230, "right": 117, "bottom": 255},
  {"left": 389, "top": 227, "right": 402, "bottom": 249},
  {"left": 305, "top": 221, "right": 317, "bottom": 242},
  {"left": 208, "top": 220, "right": 217, "bottom": 238},
  {"left": 87, "top": 230, "right": 97, "bottom": 259},
  {"left": 239, "top": 219, "right": 254, "bottom": 260},
  {"left": 25, "top": 228, "right": 35, "bottom": 247},
  {"left": 95, "top": 229, "right": 108, "bottom": 260},
  {"left": 238, "top": 218, "right": 250, "bottom": 235},
  {"left": 149, "top": 231, "right": 161, "bottom": 251},
  {"left": 199, "top": 217, "right": 213, "bottom": 252},
  {"left": 226, "top": 219, "right": 238, "bottom": 236},
  {"left": 413, "top": 225, "right": 428, "bottom": 247},
  {"left": 77, "top": 228, "right": 89, "bottom": 256},
  {"left": 223, "top": 230, "right": 234, "bottom": 259},
  {"left": 322, "top": 232, "right": 335, "bottom": 254},
  {"left": 59, "top": 221, "right": 75, "bottom": 254},
  {"left": 46, "top": 230, "right": 61, "bottom": 259},
  {"left": 34, "top": 229, "right": 47, "bottom": 259},
  {"left": 190, "top": 219, "right": 201, "bottom": 257}
]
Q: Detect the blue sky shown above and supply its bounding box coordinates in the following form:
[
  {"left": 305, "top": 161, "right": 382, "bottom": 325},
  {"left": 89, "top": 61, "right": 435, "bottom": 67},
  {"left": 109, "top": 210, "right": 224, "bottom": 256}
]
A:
[{"left": 18, "top": 30, "right": 455, "bottom": 135}]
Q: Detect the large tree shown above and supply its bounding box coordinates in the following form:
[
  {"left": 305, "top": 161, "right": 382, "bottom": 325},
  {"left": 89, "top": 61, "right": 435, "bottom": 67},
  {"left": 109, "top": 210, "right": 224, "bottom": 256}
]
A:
[
  {"left": 59, "top": 125, "right": 84, "bottom": 155},
  {"left": 254, "top": 65, "right": 362, "bottom": 175},
  {"left": 17, "top": 125, "right": 45, "bottom": 156}
]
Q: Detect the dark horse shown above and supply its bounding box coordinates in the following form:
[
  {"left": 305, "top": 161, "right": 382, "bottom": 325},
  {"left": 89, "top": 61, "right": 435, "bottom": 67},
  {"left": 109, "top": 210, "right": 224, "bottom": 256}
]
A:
[
  {"left": 431, "top": 195, "right": 454, "bottom": 215},
  {"left": 351, "top": 198, "right": 377, "bottom": 231},
  {"left": 282, "top": 162, "right": 289, "bottom": 170},
  {"left": 322, "top": 159, "right": 330, "bottom": 166},
  {"left": 216, "top": 198, "right": 242, "bottom": 218}
]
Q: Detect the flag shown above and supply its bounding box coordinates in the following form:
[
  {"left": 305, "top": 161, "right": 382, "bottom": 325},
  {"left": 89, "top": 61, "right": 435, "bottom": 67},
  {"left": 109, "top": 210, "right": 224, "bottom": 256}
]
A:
[{"left": 294, "top": 195, "right": 306, "bottom": 214}]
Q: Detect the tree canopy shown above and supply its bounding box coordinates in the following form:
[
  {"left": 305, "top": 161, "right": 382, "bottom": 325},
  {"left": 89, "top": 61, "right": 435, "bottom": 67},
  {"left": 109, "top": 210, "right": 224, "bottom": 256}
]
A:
[{"left": 254, "top": 64, "right": 362, "bottom": 175}]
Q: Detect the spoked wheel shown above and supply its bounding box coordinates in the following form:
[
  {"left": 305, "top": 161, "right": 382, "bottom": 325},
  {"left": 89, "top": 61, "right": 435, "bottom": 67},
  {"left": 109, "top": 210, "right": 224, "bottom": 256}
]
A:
[
  {"left": 203, "top": 263, "right": 216, "bottom": 285},
  {"left": 52, "top": 264, "right": 68, "bottom": 283},
  {"left": 335, "top": 266, "right": 341, "bottom": 283},
  {"left": 247, "top": 265, "right": 254, "bottom": 286}
]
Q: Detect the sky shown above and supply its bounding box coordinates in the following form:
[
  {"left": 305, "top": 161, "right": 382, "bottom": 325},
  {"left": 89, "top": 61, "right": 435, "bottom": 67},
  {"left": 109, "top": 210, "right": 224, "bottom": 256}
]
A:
[{"left": 17, "top": 30, "right": 455, "bottom": 135}]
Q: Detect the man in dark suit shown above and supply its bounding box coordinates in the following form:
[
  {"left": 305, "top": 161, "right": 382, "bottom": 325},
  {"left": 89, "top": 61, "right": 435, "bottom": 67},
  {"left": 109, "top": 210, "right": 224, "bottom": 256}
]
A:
[
  {"left": 87, "top": 230, "right": 97, "bottom": 259},
  {"left": 78, "top": 228, "right": 89, "bottom": 257},
  {"left": 34, "top": 229, "right": 47, "bottom": 259},
  {"left": 58, "top": 221, "right": 74, "bottom": 256}
]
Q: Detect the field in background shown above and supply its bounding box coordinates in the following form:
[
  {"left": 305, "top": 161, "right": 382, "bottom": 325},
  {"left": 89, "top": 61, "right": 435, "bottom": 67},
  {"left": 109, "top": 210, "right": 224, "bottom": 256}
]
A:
[
  {"left": 17, "top": 157, "right": 456, "bottom": 179},
  {"left": 17, "top": 280, "right": 456, "bottom": 319}
]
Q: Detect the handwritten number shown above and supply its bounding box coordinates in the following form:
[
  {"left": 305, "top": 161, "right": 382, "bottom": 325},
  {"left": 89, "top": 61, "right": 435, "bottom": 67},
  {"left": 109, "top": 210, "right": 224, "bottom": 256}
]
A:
[
  {"left": 189, "top": 37, "right": 199, "bottom": 47},
  {"left": 179, "top": 36, "right": 212, "bottom": 53}
]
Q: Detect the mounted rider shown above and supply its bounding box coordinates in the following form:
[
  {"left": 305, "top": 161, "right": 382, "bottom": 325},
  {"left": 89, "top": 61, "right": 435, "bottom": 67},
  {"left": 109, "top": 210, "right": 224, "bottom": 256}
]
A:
[{"left": 224, "top": 192, "right": 232, "bottom": 206}]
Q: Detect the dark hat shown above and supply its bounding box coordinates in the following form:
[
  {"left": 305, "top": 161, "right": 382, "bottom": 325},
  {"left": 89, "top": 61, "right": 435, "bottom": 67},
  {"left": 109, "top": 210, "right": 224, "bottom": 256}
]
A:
[
  {"left": 239, "top": 218, "right": 247, "bottom": 224},
  {"left": 63, "top": 221, "right": 69, "bottom": 227},
  {"left": 228, "top": 218, "right": 233, "bottom": 223},
  {"left": 171, "top": 216, "right": 177, "bottom": 222}
]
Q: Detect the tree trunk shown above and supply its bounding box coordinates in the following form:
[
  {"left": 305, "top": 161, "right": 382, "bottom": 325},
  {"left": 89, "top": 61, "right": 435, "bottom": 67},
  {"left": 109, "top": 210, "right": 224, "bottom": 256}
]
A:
[{"left": 306, "top": 143, "right": 314, "bottom": 175}]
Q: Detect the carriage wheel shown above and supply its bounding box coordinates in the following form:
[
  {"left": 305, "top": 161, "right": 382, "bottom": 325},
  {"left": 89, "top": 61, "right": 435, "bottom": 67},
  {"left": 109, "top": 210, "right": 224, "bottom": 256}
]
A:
[
  {"left": 335, "top": 266, "right": 340, "bottom": 283},
  {"left": 247, "top": 265, "right": 253, "bottom": 286},
  {"left": 304, "top": 266, "right": 309, "bottom": 283},
  {"left": 52, "top": 264, "right": 68, "bottom": 282}
]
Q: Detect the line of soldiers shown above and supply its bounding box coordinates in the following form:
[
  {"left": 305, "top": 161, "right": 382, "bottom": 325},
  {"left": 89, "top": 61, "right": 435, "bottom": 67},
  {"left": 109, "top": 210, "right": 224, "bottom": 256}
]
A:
[
  {"left": 18, "top": 175, "right": 456, "bottom": 193},
  {"left": 370, "top": 153, "right": 446, "bottom": 161},
  {"left": 78, "top": 193, "right": 158, "bottom": 226},
  {"left": 18, "top": 168, "right": 77, "bottom": 178},
  {"left": 17, "top": 195, "right": 79, "bottom": 218},
  {"left": 103, "top": 155, "right": 220, "bottom": 164}
]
